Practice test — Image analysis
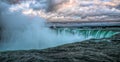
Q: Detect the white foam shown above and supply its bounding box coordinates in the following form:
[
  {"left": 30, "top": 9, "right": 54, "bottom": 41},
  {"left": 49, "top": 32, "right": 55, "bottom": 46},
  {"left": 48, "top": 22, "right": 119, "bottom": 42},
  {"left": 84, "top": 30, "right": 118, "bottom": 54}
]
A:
[{"left": 0, "top": 0, "right": 119, "bottom": 51}]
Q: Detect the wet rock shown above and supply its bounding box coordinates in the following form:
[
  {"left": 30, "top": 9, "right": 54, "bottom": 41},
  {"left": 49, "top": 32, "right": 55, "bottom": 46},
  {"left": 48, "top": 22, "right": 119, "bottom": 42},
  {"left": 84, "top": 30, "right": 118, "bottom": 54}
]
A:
[
  {"left": 0, "top": 33, "right": 120, "bottom": 62},
  {"left": 111, "top": 33, "right": 120, "bottom": 43}
]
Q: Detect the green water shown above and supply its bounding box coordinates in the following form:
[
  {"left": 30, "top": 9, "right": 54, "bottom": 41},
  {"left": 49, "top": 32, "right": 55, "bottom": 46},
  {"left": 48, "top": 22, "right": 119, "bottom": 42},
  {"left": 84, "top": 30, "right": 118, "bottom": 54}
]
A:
[{"left": 53, "top": 28, "right": 119, "bottom": 39}]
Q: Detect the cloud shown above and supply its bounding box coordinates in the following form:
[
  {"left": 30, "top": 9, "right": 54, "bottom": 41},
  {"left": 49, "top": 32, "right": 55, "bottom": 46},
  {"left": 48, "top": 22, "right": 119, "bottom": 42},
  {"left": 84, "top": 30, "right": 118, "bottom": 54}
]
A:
[{"left": 3, "top": 0, "right": 120, "bottom": 22}]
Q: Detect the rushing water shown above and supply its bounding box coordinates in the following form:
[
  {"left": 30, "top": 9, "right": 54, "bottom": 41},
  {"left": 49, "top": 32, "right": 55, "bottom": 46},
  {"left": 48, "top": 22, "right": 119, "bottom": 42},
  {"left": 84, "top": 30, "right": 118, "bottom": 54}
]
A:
[
  {"left": 0, "top": 0, "right": 120, "bottom": 51},
  {"left": 54, "top": 28, "right": 119, "bottom": 39}
]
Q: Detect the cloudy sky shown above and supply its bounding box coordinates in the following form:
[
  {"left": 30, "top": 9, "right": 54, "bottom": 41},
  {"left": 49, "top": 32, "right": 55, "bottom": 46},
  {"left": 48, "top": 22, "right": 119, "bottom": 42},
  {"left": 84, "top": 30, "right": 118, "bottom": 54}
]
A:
[{"left": 1, "top": 0, "right": 120, "bottom": 22}]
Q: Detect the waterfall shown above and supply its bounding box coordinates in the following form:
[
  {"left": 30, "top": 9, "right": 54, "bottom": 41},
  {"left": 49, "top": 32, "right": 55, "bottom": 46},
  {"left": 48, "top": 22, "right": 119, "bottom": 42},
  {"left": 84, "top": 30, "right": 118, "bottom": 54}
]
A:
[
  {"left": 54, "top": 28, "right": 119, "bottom": 39},
  {"left": 0, "top": 0, "right": 119, "bottom": 51}
]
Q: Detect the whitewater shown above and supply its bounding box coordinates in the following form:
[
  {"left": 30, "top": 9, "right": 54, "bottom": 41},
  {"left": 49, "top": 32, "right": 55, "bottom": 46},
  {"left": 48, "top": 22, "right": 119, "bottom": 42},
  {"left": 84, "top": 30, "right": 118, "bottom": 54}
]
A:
[{"left": 0, "top": 0, "right": 119, "bottom": 50}]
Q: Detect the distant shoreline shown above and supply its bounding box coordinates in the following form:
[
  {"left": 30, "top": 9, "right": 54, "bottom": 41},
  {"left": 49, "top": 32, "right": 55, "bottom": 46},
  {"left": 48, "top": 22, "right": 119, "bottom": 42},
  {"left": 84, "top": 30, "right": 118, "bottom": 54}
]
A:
[{"left": 47, "top": 21, "right": 120, "bottom": 29}]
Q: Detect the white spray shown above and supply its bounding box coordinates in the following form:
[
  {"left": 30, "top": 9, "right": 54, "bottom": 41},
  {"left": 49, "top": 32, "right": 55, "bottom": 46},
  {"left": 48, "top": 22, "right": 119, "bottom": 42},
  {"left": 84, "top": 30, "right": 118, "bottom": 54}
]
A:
[
  {"left": 0, "top": 0, "right": 86, "bottom": 50},
  {"left": 0, "top": 0, "right": 118, "bottom": 51}
]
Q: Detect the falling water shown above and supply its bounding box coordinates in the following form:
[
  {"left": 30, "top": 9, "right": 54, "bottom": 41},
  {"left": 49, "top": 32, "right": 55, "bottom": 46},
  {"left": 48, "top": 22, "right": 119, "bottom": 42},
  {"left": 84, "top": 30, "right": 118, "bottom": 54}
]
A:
[
  {"left": 0, "top": 0, "right": 120, "bottom": 51},
  {"left": 53, "top": 28, "right": 119, "bottom": 39}
]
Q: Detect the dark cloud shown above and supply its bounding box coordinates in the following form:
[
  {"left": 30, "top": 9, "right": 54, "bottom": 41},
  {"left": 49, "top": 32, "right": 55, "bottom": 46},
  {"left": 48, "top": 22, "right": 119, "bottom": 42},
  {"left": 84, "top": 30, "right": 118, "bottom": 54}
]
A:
[
  {"left": 1, "top": 0, "right": 120, "bottom": 22},
  {"left": 116, "top": 5, "right": 120, "bottom": 9}
]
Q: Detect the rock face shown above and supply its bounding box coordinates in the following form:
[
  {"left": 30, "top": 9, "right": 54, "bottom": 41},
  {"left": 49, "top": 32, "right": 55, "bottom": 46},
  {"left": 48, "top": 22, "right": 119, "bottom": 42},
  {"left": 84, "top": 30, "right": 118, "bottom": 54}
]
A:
[{"left": 0, "top": 34, "right": 120, "bottom": 62}]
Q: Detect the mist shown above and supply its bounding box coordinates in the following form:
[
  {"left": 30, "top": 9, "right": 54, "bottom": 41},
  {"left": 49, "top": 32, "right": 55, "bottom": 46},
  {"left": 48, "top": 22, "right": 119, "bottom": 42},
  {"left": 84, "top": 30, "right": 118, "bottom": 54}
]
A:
[
  {"left": 0, "top": 0, "right": 119, "bottom": 51},
  {"left": 0, "top": 1, "right": 85, "bottom": 50}
]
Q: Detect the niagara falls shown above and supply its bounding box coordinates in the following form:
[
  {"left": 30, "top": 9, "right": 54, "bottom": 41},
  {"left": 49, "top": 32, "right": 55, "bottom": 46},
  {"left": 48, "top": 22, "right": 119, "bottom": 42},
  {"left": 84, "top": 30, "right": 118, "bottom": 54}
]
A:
[{"left": 0, "top": 0, "right": 120, "bottom": 62}]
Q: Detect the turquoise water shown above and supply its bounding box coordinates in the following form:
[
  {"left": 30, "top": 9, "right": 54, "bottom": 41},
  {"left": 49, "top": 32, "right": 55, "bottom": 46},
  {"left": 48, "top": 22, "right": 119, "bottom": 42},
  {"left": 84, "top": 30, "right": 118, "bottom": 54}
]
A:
[{"left": 53, "top": 28, "right": 119, "bottom": 39}]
